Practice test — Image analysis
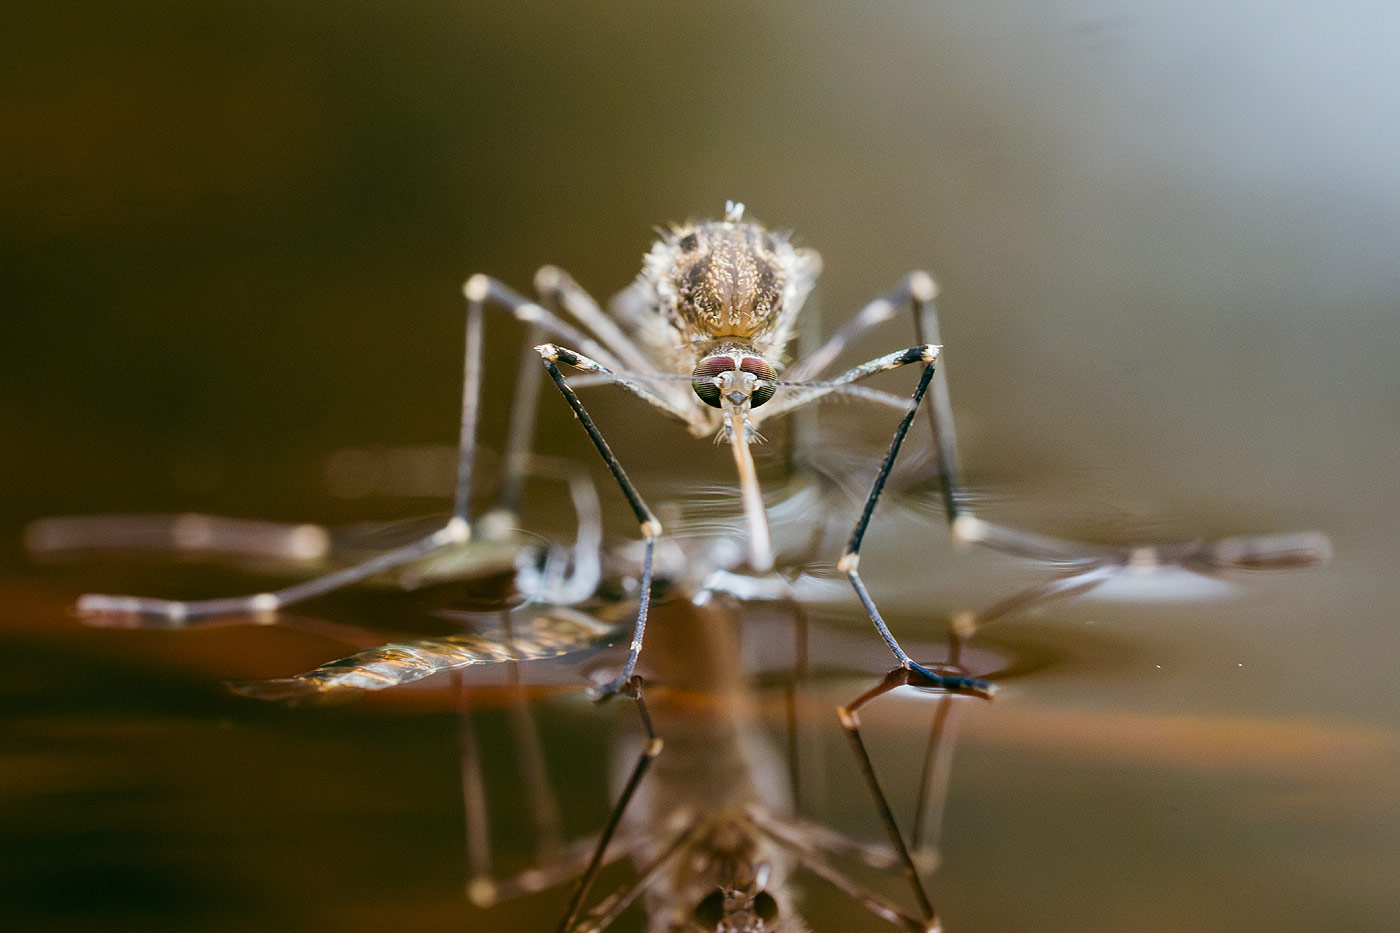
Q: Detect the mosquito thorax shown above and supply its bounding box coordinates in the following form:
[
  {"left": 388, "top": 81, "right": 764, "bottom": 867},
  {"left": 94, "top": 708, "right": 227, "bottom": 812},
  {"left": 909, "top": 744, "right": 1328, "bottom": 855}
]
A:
[
  {"left": 638, "top": 204, "right": 822, "bottom": 379},
  {"left": 691, "top": 351, "right": 777, "bottom": 410}
]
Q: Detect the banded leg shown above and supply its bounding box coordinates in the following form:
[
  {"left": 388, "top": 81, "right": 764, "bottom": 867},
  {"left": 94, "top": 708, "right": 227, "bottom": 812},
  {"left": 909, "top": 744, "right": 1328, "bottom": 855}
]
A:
[
  {"left": 537, "top": 343, "right": 663, "bottom": 700},
  {"left": 836, "top": 361, "right": 995, "bottom": 697}
]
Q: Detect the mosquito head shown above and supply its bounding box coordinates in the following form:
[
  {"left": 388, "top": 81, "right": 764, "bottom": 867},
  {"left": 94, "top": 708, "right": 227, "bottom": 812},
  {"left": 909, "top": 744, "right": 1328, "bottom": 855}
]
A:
[{"left": 691, "top": 353, "right": 777, "bottom": 411}]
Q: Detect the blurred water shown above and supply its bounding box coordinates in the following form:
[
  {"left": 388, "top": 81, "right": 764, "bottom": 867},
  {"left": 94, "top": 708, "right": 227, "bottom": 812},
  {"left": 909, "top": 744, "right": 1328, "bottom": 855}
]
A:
[{"left": 3, "top": 2, "right": 1398, "bottom": 930}]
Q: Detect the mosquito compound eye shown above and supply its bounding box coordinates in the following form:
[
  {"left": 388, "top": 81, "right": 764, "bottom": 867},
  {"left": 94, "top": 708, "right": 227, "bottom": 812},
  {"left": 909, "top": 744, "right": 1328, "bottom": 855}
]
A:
[
  {"left": 739, "top": 357, "right": 776, "bottom": 408},
  {"left": 692, "top": 889, "right": 725, "bottom": 929},
  {"left": 692, "top": 356, "right": 736, "bottom": 409}
]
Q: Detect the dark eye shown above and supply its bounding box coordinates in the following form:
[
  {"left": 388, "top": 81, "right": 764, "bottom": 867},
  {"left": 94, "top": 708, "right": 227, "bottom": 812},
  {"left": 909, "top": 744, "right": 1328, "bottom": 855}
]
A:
[
  {"left": 740, "top": 357, "right": 776, "bottom": 408},
  {"left": 678, "top": 232, "right": 699, "bottom": 252},
  {"left": 753, "top": 891, "right": 779, "bottom": 923},
  {"left": 692, "top": 889, "right": 724, "bottom": 929},
  {"left": 692, "top": 356, "right": 735, "bottom": 409}
]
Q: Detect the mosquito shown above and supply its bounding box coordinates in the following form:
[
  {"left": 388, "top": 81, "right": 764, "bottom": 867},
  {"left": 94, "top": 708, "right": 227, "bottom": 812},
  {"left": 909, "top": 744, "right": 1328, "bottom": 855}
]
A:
[{"left": 67, "top": 201, "right": 1330, "bottom": 703}]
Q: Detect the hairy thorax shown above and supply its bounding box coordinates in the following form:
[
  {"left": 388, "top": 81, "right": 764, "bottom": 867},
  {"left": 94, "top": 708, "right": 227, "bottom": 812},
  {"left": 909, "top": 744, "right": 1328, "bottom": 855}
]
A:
[{"left": 638, "top": 210, "right": 821, "bottom": 369}]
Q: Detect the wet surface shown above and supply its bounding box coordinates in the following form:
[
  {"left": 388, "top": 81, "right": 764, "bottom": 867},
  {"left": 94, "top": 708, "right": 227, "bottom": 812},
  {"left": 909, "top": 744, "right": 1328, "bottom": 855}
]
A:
[{"left": 4, "top": 3, "right": 1400, "bottom": 931}]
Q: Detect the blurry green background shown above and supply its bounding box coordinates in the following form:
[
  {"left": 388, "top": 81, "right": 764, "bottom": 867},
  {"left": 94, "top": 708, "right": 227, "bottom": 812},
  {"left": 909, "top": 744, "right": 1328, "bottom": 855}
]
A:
[{"left": 2, "top": 2, "right": 1398, "bottom": 931}]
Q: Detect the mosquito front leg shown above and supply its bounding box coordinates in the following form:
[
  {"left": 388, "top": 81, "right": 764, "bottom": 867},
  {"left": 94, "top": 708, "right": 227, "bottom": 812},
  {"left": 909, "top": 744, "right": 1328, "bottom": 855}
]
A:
[
  {"left": 837, "top": 360, "right": 995, "bottom": 697},
  {"left": 752, "top": 345, "right": 941, "bottom": 425},
  {"left": 537, "top": 343, "right": 664, "bottom": 700}
]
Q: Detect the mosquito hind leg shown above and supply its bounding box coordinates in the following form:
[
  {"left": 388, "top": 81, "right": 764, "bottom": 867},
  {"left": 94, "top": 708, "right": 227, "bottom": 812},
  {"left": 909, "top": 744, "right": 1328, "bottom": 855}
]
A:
[{"left": 73, "top": 276, "right": 513, "bottom": 623}]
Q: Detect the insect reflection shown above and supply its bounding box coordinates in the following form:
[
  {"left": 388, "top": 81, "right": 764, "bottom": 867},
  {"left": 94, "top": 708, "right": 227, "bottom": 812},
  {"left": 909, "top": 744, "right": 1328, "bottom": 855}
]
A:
[
  {"left": 452, "top": 593, "right": 962, "bottom": 933},
  {"left": 29, "top": 462, "right": 1327, "bottom": 933}
]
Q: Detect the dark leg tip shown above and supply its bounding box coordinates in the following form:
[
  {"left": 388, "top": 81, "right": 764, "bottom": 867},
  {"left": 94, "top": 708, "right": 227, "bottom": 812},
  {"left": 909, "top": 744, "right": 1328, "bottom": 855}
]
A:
[{"left": 905, "top": 660, "right": 996, "bottom": 699}]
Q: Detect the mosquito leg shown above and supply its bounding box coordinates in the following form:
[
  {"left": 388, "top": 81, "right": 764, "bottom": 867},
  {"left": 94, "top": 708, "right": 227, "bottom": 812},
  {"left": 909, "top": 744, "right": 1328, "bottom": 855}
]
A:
[
  {"left": 841, "top": 277, "right": 1335, "bottom": 572},
  {"left": 499, "top": 611, "right": 566, "bottom": 868},
  {"left": 755, "top": 345, "right": 942, "bottom": 423},
  {"left": 964, "top": 564, "right": 1122, "bottom": 639},
  {"left": 836, "top": 362, "right": 994, "bottom": 696},
  {"left": 785, "top": 273, "right": 936, "bottom": 383},
  {"left": 837, "top": 668, "right": 958, "bottom": 931},
  {"left": 896, "top": 281, "right": 1120, "bottom": 561},
  {"left": 768, "top": 274, "right": 1138, "bottom": 563},
  {"left": 25, "top": 513, "right": 333, "bottom": 564},
  {"left": 74, "top": 273, "right": 646, "bottom": 622},
  {"left": 776, "top": 595, "right": 811, "bottom": 813},
  {"left": 787, "top": 283, "right": 825, "bottom": 474},
  {"left": 76, "top": 274, "right": 510, "bottom": 621},
  {"left": 906, "top": 275, "right": 962, "bottom": 526},
  {"left": 468, "top": 274, "right": 709, "bottom": 434},
  {"left": 909, "top": 691, "right": 960, "bottom": 864},
  {"left": 508, "top": 454, "right": 605, "bottom": 605},
  {"left": 496, "top": 319, "right": 546, "bottom": 518},
  {"left": 556, "top": 677, "right": 663, "bottom": 932},
  {"left": 452, "top": 269, "right": 489, "bottom": 522},
  {"left": 753, "top": 801, "right": 935, "bottom": 932},
  {"left": 538, "top": 344, "right": 663, "bottom": 700},
  {"left": 776, "top": 272, "right": 958, "bottom": 525},
  {"left": 572, "top": 821, "right": 701, "bottom": 932},
  {"left": 497, "top": 264, "right": 639, "bottom": 519},
  {"left": 75, "top": 519, "right": 471, "bottom": 621},
  {"left": 458, "top": 674, "right": 499, "bottom": 907},
  {"left": 535, "top": 265, "right": 665, "bottom": 377}
]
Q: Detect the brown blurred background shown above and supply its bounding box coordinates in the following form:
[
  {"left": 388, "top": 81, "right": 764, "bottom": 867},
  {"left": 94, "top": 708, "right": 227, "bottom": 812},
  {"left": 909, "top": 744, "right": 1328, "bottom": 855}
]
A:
[{"left": 2, "top": 3, "right": 1398, "bottom": 931}]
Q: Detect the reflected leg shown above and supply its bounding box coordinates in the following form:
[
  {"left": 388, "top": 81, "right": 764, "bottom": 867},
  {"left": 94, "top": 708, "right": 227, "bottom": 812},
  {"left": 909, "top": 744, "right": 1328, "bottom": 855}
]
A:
[
  {"left": 556, "top": 677, "right": 664, "bottom": 932},
  {"left": 836, "top": 667, "right": 974, "bottom": 933}
]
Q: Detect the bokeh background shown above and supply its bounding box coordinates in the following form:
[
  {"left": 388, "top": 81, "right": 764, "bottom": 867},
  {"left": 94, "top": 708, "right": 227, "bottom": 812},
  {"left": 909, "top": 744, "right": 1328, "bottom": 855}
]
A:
[{"left": 3, "top": 2, "right": 1398, "bottom": 931}]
